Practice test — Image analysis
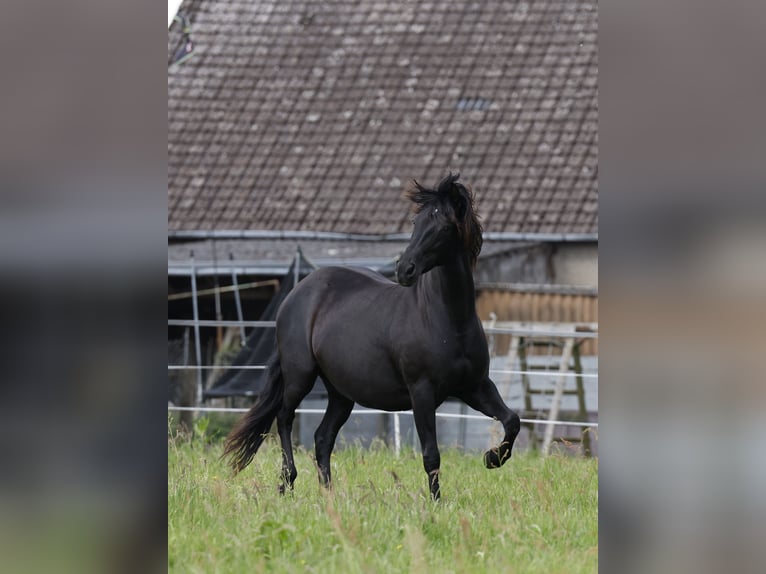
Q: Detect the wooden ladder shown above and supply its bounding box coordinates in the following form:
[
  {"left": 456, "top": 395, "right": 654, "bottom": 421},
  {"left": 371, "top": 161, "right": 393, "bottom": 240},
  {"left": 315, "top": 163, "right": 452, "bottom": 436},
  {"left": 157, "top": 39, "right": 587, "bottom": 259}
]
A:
[
  {"left": 516, "top": 336, "right": 591, "bottom": 456},
  {"left": 487, "top": 321, "right": 594, "bottom": 457}
]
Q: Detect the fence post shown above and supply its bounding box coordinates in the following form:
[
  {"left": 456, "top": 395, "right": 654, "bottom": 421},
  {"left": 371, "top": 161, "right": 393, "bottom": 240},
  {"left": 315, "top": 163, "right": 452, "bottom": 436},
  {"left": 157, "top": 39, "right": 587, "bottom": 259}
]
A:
[
  {"left": 212, "top": 240, "right": 223, "bottom": 349},
  {"left": 393, "top": 412, "right": 401, "bottom": 457},
  {"left": 229, "top": 253, "right": 246, "bottom": 346},
  {"left": 190, "top": 251, "right": 204, "bottom": 406},
  {"left": 458, "top": 402, "right": 467, "bottom": 448},
  {"left": 179, "top": 328, "right": 193, "bottom": 431},
  {"left": 294, "top": 246, "right": 301, "bottom": 286}
]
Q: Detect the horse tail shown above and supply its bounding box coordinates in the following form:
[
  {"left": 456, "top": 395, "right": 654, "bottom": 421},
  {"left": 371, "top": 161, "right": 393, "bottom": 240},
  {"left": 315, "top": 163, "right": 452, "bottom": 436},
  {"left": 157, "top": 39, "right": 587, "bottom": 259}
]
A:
[{"left": 223, "top": 352, "right": 284, "bottom": 473}]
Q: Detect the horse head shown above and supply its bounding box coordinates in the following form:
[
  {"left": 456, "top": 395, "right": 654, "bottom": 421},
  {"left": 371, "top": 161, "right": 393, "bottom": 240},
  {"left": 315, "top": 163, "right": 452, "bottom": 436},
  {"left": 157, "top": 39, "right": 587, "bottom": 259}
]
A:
[{"left": 396, "top": 173, "right": 483, "bottom": 286}]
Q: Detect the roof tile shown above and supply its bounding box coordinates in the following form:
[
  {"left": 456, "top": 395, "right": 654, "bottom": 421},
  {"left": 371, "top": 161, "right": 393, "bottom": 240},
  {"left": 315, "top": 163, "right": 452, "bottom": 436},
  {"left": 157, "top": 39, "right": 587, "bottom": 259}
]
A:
[{"left": 169, "top": 0, "right": 597, "bottom": 235}]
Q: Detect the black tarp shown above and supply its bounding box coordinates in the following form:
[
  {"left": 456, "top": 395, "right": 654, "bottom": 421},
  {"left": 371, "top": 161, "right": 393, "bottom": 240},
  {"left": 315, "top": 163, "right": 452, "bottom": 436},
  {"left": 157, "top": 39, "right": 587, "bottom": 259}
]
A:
[{"left": 203, "top": 248, "right": 317, "bottom": 399}]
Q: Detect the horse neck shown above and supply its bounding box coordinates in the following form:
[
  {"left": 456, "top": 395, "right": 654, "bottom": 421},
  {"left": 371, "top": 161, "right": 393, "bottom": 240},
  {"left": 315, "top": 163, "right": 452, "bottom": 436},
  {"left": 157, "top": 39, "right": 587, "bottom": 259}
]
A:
[{"left": 417, "top": 252, "right": 477, "bottom": 327}]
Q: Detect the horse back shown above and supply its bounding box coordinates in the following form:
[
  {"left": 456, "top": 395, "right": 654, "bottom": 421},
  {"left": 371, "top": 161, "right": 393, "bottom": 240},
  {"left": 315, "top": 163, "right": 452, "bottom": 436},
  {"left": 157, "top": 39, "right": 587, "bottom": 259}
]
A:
[{"left": 275, "top": 265, "right": 401, "bottom": 357}]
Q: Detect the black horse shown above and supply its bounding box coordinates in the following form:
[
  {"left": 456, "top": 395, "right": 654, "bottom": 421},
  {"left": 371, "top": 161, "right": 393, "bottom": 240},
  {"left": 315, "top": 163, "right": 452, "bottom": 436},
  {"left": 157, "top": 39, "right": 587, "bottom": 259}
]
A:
[{"left": 224, "top": 174, "right": 520, "bottom": 499}]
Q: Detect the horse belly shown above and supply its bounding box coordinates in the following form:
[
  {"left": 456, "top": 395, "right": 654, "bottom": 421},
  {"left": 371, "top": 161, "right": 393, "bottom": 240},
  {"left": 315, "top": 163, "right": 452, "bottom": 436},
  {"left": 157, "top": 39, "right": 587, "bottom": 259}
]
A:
[{"left": 314, "top": 339, "right": 411, "bottom": 411}]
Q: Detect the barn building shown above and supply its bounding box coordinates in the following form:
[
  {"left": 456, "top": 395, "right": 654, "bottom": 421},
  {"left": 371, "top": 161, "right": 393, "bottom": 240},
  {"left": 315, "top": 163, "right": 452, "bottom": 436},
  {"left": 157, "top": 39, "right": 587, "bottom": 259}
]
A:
[{"left": 168, "top": 0, "right": 598, "bottom": 453}]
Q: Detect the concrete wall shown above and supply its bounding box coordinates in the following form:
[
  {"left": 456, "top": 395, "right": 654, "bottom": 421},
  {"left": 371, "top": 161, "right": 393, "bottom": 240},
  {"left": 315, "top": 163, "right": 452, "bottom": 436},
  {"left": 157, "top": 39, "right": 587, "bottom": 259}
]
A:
[
  {"left": 551, "top": 242, "right": 598, "bottom": 287},
  {"left": 474, "top": 243, "right": 554, "bottom": 284}
]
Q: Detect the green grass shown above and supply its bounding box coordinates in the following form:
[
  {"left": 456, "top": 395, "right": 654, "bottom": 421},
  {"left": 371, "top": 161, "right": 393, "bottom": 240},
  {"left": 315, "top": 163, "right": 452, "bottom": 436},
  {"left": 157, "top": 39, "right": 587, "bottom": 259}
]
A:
[{"left": 168, "top": 427, "right": 597, "bottom": 574}]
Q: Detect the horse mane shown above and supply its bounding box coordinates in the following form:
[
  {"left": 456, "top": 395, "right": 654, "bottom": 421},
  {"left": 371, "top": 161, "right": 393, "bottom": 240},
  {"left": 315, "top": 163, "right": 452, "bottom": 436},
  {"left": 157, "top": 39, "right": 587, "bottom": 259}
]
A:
[{"left": 404, "top": 173, "right": 483, "bottom": 267}]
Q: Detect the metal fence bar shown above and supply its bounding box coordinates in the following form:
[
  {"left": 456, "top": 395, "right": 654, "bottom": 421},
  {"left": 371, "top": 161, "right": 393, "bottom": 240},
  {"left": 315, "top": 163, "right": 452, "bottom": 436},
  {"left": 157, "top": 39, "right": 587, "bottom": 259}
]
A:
[
  {"left": 482, "top": 327, "right": 598, "bottom": 339},
  {"left": 212, "top": 242, "right": 223, "bottom": 348},
  {"left": 168, "top": 320, "right": 276, "bottom": 328},
  {"left": 167, "top": 365, "right": 268, "bottom": 370},
  {"left": 166, "top": 364, "right": 598, "bottom": 378},
  {"left": 393, "top": 413, "right": 401, "bottom": 457},
  {"left": 492, "top": 369, "right": 598, "bottom": 378},
  {"left": 189, "top": 252, "right": 203, "bottom": 405},
  {"left": 167, "top": 319, "right": 598, "bottom": 339},
  {"left": 294, "top": 247, "right": 300, "bottom": 287},
  {"left": 168, "top": 278, "right": 281, "bottom": 301},
  {"left": 229, "top": 254, "right": 246, "bottom": 345},
  {"left": 166, "top": 405, "right": 599, "bottom": 428}
]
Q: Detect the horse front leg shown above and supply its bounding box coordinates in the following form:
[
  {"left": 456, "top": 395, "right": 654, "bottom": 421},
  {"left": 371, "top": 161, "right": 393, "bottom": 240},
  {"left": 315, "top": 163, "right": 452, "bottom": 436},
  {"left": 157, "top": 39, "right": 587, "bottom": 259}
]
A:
[
  {"left": 409, "top": 382, "right": 441, "bottom": 500},
  {"left": 458, "top": 377, "right": 521, "bottom": 468}
]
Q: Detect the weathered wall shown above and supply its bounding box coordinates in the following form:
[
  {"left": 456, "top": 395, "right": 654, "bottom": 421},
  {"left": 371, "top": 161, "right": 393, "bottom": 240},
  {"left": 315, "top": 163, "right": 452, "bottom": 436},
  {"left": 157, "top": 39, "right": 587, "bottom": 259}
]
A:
[
  {"left": 476, "top": 241, "right": 597, "bottom": 287},
  {"left": 475, "top": 243, "right": 553, "bottom": 284}
]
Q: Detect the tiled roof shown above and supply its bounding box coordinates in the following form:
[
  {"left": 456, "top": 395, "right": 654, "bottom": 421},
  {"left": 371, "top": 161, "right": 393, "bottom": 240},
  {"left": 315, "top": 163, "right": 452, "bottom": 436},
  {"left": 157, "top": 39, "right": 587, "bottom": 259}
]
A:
[{"left": 168, "top": 0, "right": 597, "bottom": 235}]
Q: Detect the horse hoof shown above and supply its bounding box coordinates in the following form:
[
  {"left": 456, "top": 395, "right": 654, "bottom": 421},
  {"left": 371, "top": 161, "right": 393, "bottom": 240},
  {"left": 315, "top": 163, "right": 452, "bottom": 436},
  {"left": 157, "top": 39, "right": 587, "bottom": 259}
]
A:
[{"left": 484, "top": 449, "right": 501, "bottom": 469}]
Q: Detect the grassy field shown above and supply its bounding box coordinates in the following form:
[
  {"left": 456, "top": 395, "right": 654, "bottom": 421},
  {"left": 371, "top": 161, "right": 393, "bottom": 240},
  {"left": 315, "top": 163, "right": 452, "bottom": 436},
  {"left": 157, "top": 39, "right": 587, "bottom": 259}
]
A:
[{"left": 168, "top": 423, "right": 597, "bottom": 573}]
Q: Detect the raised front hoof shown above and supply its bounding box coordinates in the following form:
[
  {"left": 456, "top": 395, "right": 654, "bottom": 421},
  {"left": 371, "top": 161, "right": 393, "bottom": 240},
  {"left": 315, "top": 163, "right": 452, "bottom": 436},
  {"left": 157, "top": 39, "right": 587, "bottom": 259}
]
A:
[{"left": 483, "top": 448, "right": 509, "bottom": 469}]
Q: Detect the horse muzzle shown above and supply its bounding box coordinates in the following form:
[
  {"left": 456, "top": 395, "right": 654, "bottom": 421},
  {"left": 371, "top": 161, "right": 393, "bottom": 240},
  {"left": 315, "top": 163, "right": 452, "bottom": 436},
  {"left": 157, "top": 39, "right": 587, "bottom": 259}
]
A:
[{"left": 395, "top": 260, "right": 418, "bottom": 286}]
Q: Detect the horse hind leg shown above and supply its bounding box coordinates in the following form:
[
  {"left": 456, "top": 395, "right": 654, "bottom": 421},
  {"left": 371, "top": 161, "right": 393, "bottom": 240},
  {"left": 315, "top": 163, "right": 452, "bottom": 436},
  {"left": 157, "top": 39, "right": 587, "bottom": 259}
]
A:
[
  {"left": 276, "top": 366, "right": 317, "bottom": 494},
  {"left": 276, "top": 408, "right": 298, "bottom": 494},
  {"left": 314, "top": 382, "right": 354, "bottom": 488}
]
